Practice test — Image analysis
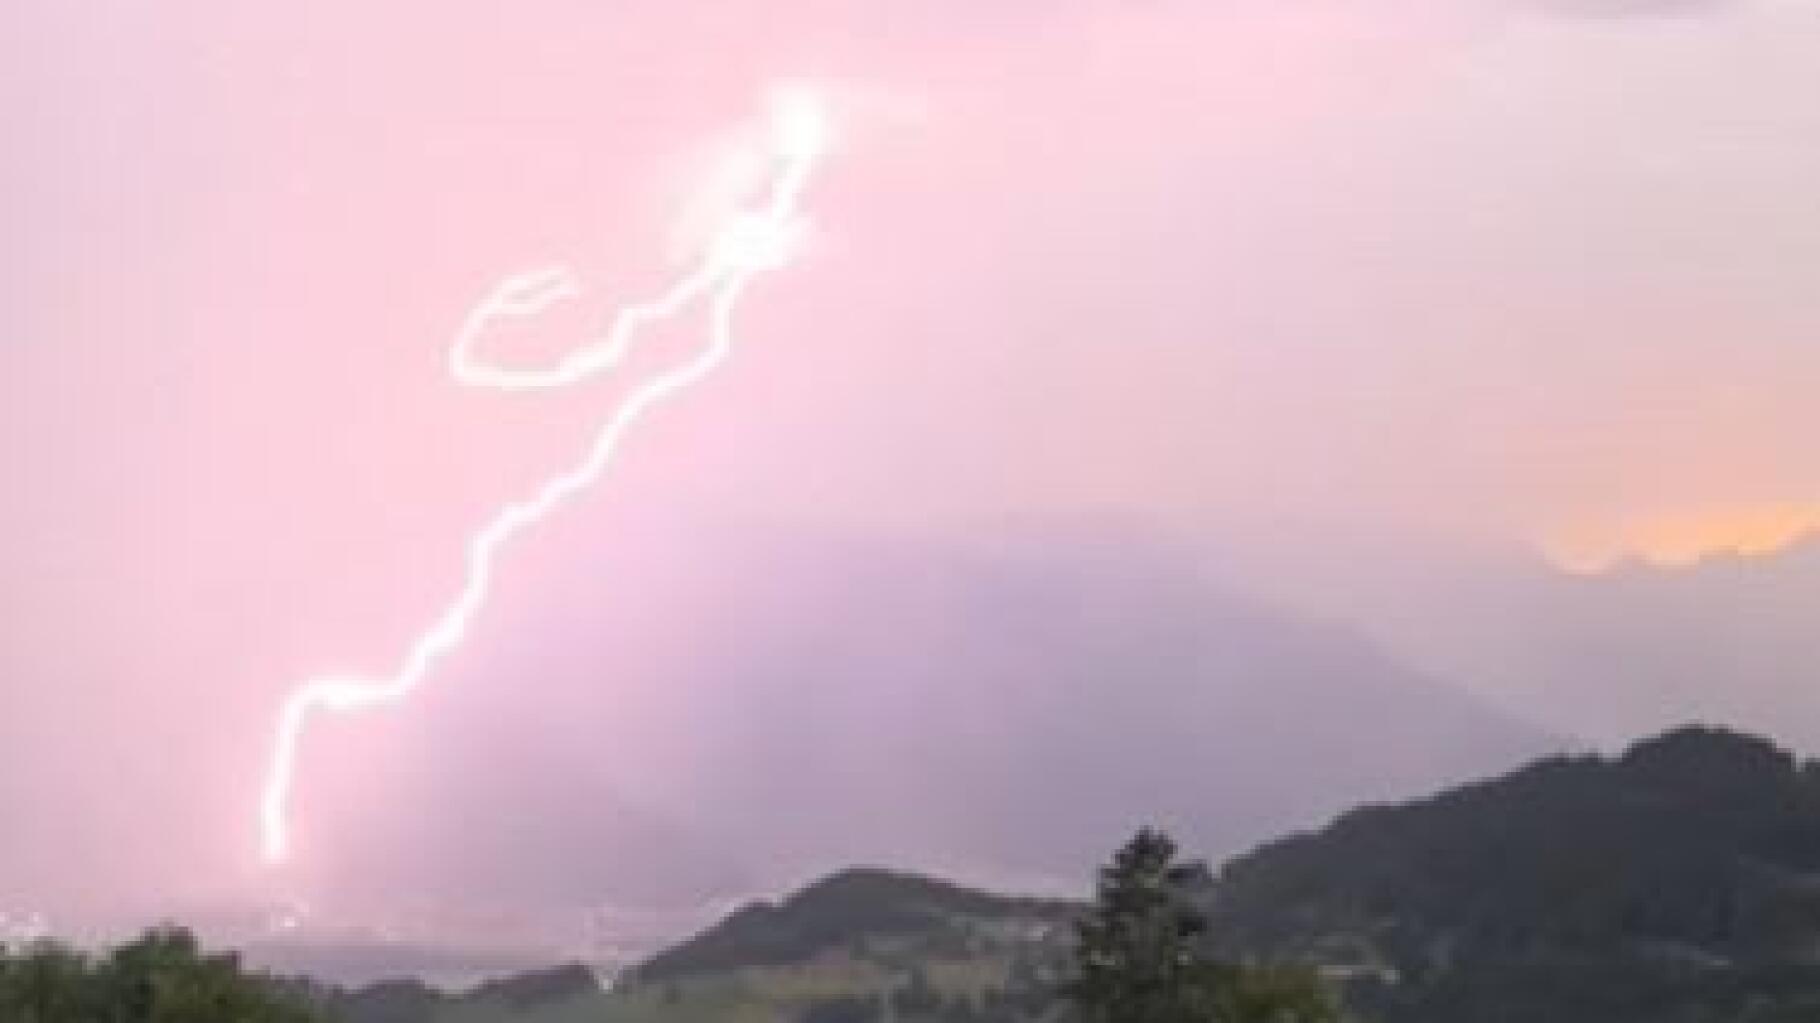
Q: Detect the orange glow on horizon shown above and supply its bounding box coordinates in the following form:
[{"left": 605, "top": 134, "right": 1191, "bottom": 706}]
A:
[{"left": 1546, "top": 503, "right": 1820, "bottom": 574}]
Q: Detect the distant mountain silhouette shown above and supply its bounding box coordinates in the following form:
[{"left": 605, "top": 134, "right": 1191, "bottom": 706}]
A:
[
  {"left": 312, "top": 520, "right": 1549, "bottom": 959},
  {"left": 1289, "top": 529, "right": 1820, "bottom": 755},
  {"left": 603, "top": 523, "right": 1554, "bottom": 886},
  {"left": 1527, "top": 536, "right": 1820, "bottom": 747}
]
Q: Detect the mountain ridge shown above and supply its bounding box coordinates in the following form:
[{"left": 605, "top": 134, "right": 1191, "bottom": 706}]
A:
[{"left": 316, "top": 722, "right": 1820, "bottom": 1022}]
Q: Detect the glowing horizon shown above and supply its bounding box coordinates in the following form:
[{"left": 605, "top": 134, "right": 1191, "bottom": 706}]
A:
[{"left": 1545, "top": 502, "right": 1820, "bottom": 575}]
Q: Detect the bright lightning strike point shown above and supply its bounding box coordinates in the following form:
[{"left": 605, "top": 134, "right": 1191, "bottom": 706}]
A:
[{"left": 259, "top": 89, "right": 831, "bottom": 865}]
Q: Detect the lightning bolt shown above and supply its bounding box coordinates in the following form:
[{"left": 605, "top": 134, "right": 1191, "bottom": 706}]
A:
[{"left": 259, "top": 88, "right": 830, "bottom": 865}]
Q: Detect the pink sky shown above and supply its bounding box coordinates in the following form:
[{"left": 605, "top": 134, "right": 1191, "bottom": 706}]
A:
[{"left": 5, "top": 0, "right": 1820, "bottom": 925}]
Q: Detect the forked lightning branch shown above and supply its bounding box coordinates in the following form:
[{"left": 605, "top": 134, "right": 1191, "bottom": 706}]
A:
[{"left": 259, "top": 89, "right": 831, "bottom": 865}]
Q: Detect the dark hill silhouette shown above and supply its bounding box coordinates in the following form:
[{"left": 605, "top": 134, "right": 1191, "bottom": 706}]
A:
[
  {"left": 1205, "top": 725, "right": 1820, "bottom": 1022},
  {"left": 306, "top": 725, "right": 1820, "bottom": 1023},
  {"left": 634, "top": 867, "right": 1077, "bottom": 982}
]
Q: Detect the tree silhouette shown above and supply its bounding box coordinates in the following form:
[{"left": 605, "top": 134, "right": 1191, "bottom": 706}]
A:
[
  {"left": 0, "top": 925, "right": 322, "bottom": 1023},
  {"left": 1069, "top": 827, "right": 1337, "bottom": 1023}
]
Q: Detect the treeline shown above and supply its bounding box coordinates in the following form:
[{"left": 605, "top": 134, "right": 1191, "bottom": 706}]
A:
[
  {"left": 0, "top": 826, "right": 1334, "bottom": 1023},
  {"left": 780, "top": 828, "right": 1340, "bottom": 1023},
  {"left": 0, "top": 924, "right": 322, "bottom": 1023},
  {"left": 1214, "top": 727, "right": 1820, "bottom": 962}
]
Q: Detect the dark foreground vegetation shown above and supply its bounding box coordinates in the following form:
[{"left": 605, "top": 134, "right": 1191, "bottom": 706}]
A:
[
  {"left": 0, "top": 924, "right": 322, "bottom": 1022},
  {"left": 1206, "top": 726, "right": 1820, "bottom": 1022},
  {"left": 1070, "top": 827, "right": 1336, "bottom": 1022},
  {"left": 12, "top": 725, "right": 1820, "bottom": 1021}
]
